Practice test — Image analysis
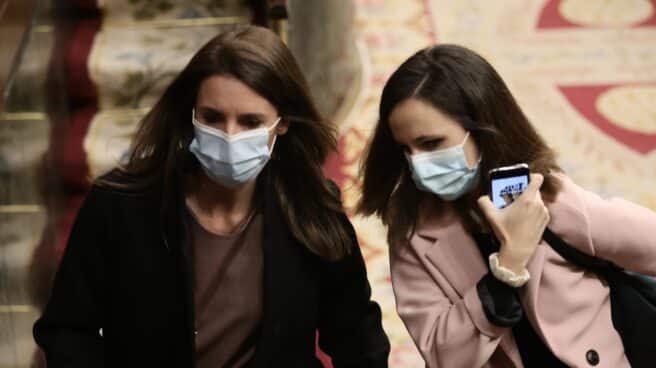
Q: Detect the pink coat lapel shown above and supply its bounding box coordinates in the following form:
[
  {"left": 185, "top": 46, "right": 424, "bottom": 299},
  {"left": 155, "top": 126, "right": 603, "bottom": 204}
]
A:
[
  {"left": 415, "top": 209, "right": 525, "bottom": 368},
  {"left": 417, "top": 220, "right": 487, "bottom": 298}
]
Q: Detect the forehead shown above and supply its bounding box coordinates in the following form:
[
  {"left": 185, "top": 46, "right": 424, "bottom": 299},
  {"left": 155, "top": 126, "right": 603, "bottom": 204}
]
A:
[
  {"left": 388, "top": 98, "right": 462, "bottom": 143},
  {"left": 196, "top": 74, "right": 277, "bottom": 114}
]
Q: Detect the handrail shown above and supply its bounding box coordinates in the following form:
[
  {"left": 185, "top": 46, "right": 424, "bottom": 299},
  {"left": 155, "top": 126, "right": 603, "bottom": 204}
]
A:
[
  {"left": 251, "top": 0, "right": 288, "bottom": 40},
  {"left": 0, "top": 205, "right": 44, "bottom": 213},
  {"left": 98, "top": 16, "right": 248, "bottom": 29},
  {"left": 0, "top": 107, "right": 152, "bottom": 122},
  {"left": 269, "top": 0, "right": 288, "bottom": 43},
  {"left": 1, "top": 0, "right": 44, "bottom": 111}
]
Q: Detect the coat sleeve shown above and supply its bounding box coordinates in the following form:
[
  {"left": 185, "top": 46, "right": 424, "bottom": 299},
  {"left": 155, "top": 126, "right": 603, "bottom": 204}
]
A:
[
  {"left": 553, "top": 174, "right": 656, "bottom": 276},
  {"left": 390, "top": 241, "right": 513, "bottom": 368},
  {"left": 33, "top": 186, "right": 107, "bottom": 367},
  {"left": 316, "top": 212, "right": 390, "bottom": 368}
]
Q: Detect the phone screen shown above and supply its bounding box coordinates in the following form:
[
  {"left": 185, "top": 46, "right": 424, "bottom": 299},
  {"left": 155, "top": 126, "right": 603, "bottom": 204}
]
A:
[{"left": 491, "top": 175, "right": 529, "bottom": 209}]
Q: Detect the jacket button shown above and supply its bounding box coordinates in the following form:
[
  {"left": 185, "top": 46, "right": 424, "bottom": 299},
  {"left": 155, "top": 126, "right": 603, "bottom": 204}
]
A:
[{"left": 586, "top": 349, "right": 599, "bottom": 366}]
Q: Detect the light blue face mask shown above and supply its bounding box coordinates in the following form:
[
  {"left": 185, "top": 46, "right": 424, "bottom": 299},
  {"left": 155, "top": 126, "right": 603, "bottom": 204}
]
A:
[
  {"left": 405, "top": 132, "right": 480, "bottom": 201},
  {"left": 189, "top": 109, "right": 280, "bottom": 187}
]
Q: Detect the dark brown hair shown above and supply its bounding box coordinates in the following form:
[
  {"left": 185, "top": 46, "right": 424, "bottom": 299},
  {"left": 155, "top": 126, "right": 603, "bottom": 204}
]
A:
[
  {"left": 357, "top": 44, "right": 562, "bottom": 248},
  {"left": 98, "top": 25, "right": 352, "bottom": 260}
]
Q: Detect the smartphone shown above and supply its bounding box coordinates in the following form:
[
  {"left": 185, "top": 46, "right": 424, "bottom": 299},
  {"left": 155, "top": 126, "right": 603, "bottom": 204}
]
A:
[{"left": 488, "top": 163, "right": 530, "bottom": 209}]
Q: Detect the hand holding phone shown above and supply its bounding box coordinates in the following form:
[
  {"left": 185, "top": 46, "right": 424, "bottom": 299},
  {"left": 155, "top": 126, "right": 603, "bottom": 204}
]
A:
[{"left": 478, "top": 167, "right": 550, "bottom": 273}]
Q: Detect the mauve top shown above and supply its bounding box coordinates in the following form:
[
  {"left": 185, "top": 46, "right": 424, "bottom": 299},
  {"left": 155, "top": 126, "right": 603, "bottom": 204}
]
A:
[{"left": 188, "top": 208, "right": 263, "bottom": 368}]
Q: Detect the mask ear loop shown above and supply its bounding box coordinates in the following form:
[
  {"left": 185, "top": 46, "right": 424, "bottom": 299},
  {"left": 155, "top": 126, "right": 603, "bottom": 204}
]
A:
[
  {"left": 460, "top": 132, "right": 471, "bottom": 146},
  {"left": 267, "top": 117, "right": 282, "bottom": 132},
  {"left": 267, "top": 117, "right": 282, "bottom": 154},
  {"left": 461, "top": 132, "right": 483, "bottom": 169}
]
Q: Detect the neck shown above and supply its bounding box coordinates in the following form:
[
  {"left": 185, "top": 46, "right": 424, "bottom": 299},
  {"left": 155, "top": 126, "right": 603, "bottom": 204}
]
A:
[
  {"left": 186, "top": 172, "right": 258, "bottom": 218},
  {"left": 419, "top": 192, "right": 456, "bottom": 224}
]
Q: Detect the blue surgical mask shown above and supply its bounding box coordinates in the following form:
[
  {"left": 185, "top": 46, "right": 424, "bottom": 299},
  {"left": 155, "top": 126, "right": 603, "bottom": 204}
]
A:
[
  {"left": 189, "top": 109, "right": 280, "bottom": 187},
  {"left": 405, "top": 132, "right": 480, "bottom": 200}
]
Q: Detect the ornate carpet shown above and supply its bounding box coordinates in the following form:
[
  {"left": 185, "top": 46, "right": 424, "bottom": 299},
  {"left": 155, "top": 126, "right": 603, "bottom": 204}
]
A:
[{"left": 328, "top": 0, "right": 656, "bottom": 366}]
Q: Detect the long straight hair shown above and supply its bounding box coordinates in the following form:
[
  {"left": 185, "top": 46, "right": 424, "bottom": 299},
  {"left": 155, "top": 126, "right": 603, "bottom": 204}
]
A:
[
  {"left": 98, "top": 25, "right": 352, "bottom": 260},
  {"left": 357, "top": 44, "right": 562, "bottom": 248}
]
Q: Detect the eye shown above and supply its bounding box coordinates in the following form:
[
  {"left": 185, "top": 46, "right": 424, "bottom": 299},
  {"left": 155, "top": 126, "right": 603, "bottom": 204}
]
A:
[
  {"left": 420, "top": 139, "right": 441, "bottom": 151},
  {"left": 201, "top": 111, "right": 223, "bottom": 124},
  {"left": 240, "top": 115, "right": 264, "bottom": 128}
]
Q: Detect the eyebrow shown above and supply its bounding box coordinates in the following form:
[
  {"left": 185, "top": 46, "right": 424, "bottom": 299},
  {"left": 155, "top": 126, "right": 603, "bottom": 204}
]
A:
[
  {"left": 197, "top": 106, "right": 269, "bottom": 120},
  {"left": 412, "top": 135, "right": 445, "bottom": 144}
]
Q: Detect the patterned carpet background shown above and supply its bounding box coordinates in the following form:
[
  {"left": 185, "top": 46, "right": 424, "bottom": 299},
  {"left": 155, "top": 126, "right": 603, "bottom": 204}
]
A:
[
  {"left": 329, "top": 0, "right": 656, "bottom": 366},
  {"left": 3, "top": 1, "right": 654, "bottom": 367}
]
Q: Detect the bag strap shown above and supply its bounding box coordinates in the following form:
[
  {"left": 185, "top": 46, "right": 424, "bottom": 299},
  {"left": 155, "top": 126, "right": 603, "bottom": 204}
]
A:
[{"left": 542, "top": 228, "right": 616, "bottom": 275}]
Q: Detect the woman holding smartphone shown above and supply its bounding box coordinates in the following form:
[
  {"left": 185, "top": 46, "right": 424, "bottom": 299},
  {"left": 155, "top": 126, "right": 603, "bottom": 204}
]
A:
[
  {"left": 34, "top": 25, "right": 389, "bottom": 367},
  {"left": 357, "top": 44, "right": 656, "bottom": 367}
]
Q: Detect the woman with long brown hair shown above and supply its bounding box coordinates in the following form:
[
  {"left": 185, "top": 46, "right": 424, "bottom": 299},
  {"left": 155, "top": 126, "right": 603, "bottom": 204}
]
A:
[
  {"left": 358, "top": 44, "right": 656, "bottom": 367},
  {"left": 34, "top": 25, "right": 389, "bottom": 367}
]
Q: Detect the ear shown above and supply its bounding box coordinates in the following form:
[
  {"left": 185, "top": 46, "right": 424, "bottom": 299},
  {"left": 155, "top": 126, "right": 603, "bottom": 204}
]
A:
[{"left": 276, "top": 117, "right": 290, "bottom": 135}]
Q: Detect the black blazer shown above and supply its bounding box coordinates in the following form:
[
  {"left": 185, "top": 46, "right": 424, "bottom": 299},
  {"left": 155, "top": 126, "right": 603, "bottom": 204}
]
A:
[{"left": 33, "top": 177, "right": 390, "bottom": 367}]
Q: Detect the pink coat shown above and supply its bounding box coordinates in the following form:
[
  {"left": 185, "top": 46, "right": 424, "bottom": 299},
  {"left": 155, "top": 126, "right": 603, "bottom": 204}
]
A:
[{"left": 390, "top": 174, "right": 656, "bottom": 367}]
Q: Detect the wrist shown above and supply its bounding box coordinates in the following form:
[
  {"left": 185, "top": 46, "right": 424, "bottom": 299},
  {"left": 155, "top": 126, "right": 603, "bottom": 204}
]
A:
[
  {"left": 489, "top": 252, "right": 530, "bottom": 288},
  {"left": 498, "top": 250, "right": 526, "bottom": 274}
]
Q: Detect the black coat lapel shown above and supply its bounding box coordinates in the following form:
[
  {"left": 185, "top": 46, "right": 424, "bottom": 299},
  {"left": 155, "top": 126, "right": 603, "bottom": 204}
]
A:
[
  {"left": 250, "top": 178, "right": 293, "bottom": 367},
  {"left": 160, "top": 177, "right": 196, "bottom": 366}
]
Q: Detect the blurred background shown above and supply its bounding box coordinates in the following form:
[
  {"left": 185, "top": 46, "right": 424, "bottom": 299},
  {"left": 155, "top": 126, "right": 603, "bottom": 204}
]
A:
[{"left": 1, "top": 0, "right": 655, "bottom": 367}]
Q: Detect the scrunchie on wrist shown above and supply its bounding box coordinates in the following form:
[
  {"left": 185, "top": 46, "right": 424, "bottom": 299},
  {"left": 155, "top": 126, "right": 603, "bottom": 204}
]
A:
[{"left": 489, "top": 252, "right": 530, "bottom": 287}]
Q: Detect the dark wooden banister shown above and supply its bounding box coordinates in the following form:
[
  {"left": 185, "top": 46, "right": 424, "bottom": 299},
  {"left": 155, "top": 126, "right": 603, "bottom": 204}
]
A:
[
  {"left": 0, "top": 0, "right": 39, "bottom": 112},
  {"left": 250, "top": 0, "right": 288, "bottom": 41}
]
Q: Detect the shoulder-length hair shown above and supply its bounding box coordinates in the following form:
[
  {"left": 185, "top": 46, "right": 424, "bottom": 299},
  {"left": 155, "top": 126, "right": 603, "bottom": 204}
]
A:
[
  {"left": 98, "top": 25, "right": 351, "bottom": 260},
  {"left": 357, "top": 44, "right": 562, "bottom": 248}
]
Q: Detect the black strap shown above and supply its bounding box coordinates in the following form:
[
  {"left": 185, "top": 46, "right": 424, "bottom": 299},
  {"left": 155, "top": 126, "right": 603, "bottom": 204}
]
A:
[{"left": 542, "top": 228, "right": 618, "bottom": 275}]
